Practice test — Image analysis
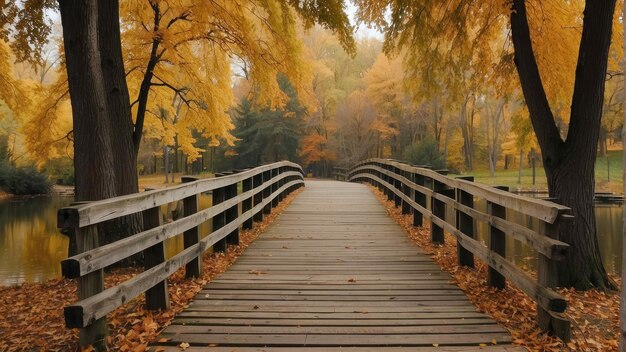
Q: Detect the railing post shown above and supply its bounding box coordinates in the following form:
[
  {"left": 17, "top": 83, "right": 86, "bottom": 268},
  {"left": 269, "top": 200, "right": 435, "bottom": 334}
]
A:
[
  {"left": 225, "top": 171, "right": 239, "bottom": 246},
  {"left": 181, "top": 176, "right": 201, "bottom": 278},
  {"left": 142, "top": 206, "right": 170, "bottom": 310},
  {"left": 384, "top": 164, "right": 393, "bottom": 201},
  {"left": 430, "top": 173, "right": 448, "bottom": 244},
  {"left": 393, "top": 166, "right": 402, "bottom": 208},
  {"left": 242, "top": 172, "right": 254, "bottom": 230},
  {"left": 538, "top": 215, "right": 572, "bottom": 341},
  {"left": 401, "top": 168, "right": 411, "bottom": 215},
  {"left": 253, "top": 171, "right": 264, "bottom": 222},
  {"left": 277, "top": 167, "right": 285, "bottom": 202},
  {"left": 271, "top": 168, "right": 279, "bottom": 208},
  {"left": 413, "top": 170, "right": 426, "bottom": 227},
  {"left": 487, "top": 186, "right": 508, "bottom": 288},
  {"left": 455, "top": 176, "right": 475, "bottom": 268},
  {"left": 73, "top": 224, "right": 107, "bottom": 350},
  {"left": 263, "top": 169, "right": 272, "bottom": 215},
  {"left": 212, "top": 173, "right": 227, "bottom": 252}
]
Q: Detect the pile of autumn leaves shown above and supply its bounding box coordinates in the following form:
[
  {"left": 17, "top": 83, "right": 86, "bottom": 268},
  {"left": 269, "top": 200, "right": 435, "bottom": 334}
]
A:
[
  {"left": 372, "top": 187, "right": 621, "bottom": 352},
  {"left": 0, "top": 189, "right": 302, "bottom": 352}
]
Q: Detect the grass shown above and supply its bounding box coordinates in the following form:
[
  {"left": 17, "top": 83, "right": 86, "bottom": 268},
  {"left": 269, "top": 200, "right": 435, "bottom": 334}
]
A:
[
  {"left": 138, "top": 172, "right": 215, "bottom": 189},
  {"left": 451, "top": 149, "right": 623, "bottom": 193}
]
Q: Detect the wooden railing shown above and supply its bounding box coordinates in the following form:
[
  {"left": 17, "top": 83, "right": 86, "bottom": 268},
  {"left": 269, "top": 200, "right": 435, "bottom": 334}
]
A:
[
  {"left": 348, "top": 158, "right": 573, "bottom": 341},
  {"left": 58, "top": 162, "right": 305, "bottom": 348},
  {"left": 332, "top": 167, "right": 348, "bottom": 181}
]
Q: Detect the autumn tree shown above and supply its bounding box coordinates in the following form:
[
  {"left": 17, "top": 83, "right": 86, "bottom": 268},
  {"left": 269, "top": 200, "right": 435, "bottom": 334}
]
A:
[
  {"left": 3, "top": 0, "right": 355, "bottom": 245},
  {"left": 356, "top": 0, "right": 621, "bottom": 290}
]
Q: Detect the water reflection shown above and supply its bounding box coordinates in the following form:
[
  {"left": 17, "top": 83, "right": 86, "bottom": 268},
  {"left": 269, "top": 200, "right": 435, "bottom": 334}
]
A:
[
  {"left": 0, "top": 194, "right": 215, "bottom": 286},
  {"left": 163, "top": 194, "right": 213, "bottom": 259},
  {"left": 0, "top": 196, "right": 72, "bottom": 285},
  {"left": 471, "top": 199, "right": 623, "bottom": 275}
]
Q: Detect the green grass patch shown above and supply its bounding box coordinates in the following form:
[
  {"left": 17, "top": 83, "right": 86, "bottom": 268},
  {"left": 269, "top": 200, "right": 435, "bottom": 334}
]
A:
[{"left": 452, "top": 150, "right": 623, "bottom": 193}]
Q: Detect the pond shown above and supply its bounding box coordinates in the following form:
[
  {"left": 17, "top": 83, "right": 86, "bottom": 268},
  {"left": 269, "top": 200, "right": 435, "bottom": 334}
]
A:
[
  {"left": 0, "top": 194, "right": 622, "bottom": 285},
  {"left": 472, "top": 200, "right": 623, "bottom": 276},
  {"left": 0, "top": 195, "right": 213, "bottom": 286}
]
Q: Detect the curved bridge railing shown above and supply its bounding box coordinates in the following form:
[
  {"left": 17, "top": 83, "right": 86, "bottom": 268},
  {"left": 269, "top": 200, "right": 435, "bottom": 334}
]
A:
[
  {"left": 348, "top": 158, "right": 573, "bottom": 341},
  {"left": 58, "top": 161, "right": 305, "bottom": 347}
]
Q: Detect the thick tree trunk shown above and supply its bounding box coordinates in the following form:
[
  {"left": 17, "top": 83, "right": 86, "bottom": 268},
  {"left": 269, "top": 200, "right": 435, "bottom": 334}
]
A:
[
  {"left": 58, "top": 0, "right": 116, "bottom": 203},
  {"left": 97, "top": 0, "right": 138, "bottom": 197},
  {"left": 97, "top": 0, "right": 143, "bottom": 251},
  {"left": 511, "top": 0, "right": 616, "bottom": 289}
]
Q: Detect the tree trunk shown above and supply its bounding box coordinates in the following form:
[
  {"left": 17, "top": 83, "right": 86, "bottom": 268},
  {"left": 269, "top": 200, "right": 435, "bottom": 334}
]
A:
[
  {"left": 97, "top": 0, "right": 143, "bottom": 251},
  {"left": 511, "top": 0, "right": 616, "bottom": 289},
  {"left": 460, "top": 95, "right": 474, "bottom": 171},
  {"left": 58, "top": 0, "right": 116, "bottom": 203},
  {"left": 518, "top": 149, "right": 523, "bottom": 184}
]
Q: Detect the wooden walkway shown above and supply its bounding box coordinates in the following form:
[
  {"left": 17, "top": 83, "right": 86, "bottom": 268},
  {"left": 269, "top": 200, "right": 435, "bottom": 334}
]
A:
[{"left": 154, "top": 180, "right": 523, "bottom": 351}]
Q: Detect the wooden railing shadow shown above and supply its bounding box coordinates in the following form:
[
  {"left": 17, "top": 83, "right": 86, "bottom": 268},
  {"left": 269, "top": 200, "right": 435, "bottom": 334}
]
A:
[
  {"left": 58, "top": 161, "right": 305, "bottom": 349},
  {"left": 348, "top": 158, "right": 573, "bottom": 341}
]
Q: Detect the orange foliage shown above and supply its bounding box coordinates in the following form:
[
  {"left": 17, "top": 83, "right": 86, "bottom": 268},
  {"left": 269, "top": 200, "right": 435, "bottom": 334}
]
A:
[{"left": 300, "top": 132, "right": 336, "bottom": 165}]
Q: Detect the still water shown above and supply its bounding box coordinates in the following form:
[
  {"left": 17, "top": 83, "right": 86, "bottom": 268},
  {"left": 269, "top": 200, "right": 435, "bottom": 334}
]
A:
[
  {"left": 0, "top": 195, "right": 623, "bottom": 285},
  {"left": 0, "top": 195, "right": 213, "bottom": 286},
  {"left": 472, "top": 200, "right": 623, "bottom": 276}
]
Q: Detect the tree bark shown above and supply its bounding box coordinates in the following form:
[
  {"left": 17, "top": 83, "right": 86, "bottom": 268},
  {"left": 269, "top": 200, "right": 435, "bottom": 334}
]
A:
[
  {"left": 511, "top": 0, "right": 616, "bottom": 289},
  {"left": 58, "top": 0, "right": 116, "bottom": 203},
  {"left": 97, "top": 0, "right": 143, "bottom": 250},
  {"left": 97, "top": 0, "right": 138, "bottom": 197}
]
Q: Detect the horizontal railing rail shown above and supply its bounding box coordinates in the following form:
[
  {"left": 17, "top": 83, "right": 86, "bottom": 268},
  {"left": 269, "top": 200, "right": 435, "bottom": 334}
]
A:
[
  {"left": 58, "top": 161, "right": 305, "bottom": 349},
  {"left": 332, "top": 167, "right": 348, "bottom": 181},
  {"left": 347, "top": 158, "right": 572, "bottom": 341}
]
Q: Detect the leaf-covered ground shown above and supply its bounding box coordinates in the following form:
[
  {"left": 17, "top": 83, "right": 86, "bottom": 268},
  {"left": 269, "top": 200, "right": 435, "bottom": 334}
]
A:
[
  {"left": 371, "top": 186, "right": 620, "bottom": 352},
  {"left": 0, "top": 188, "right": 302, "bottom": 352}
]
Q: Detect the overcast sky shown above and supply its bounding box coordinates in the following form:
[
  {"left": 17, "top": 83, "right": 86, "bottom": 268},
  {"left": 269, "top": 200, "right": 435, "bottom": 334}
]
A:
[{"left": 346, "top": 2, "right": 384, "bottom": 40}]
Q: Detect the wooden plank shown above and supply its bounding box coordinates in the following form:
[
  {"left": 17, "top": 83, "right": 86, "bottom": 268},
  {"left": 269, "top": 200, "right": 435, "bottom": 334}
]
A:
[
  {"left": 152, "top": 347, "right": 525, "bottom": 352},
  {"left": 156, "top": 332, "right": 513, "bottom": 346},
  {"left": 163, "top": 324, "right": 508, "bottom": 334},
  {"left": 151, "top": 180, "right": 519, "bottom": 350}
]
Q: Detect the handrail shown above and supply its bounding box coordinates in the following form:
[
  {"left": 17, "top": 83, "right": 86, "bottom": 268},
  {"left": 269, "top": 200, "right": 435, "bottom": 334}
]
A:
[
  {"left": 347, "top": 158, "right": 572, "bottom": 341},
  {"left": 58, "top": 162, "right": 305, "bottom": 349},
  {"left": 332, "top": 166, "right": 348, "bottom": 181}
]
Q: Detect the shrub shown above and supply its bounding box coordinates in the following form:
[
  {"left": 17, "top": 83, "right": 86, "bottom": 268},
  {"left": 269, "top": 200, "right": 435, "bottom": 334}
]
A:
[
  {"left": 402, "top": 137, "right": 446, "bottom": 170},
  {"left": 0, "top": 161, "right": 51, "bottom": 195}
]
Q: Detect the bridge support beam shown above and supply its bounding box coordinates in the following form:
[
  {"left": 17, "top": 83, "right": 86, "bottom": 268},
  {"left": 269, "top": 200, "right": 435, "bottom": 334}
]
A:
[
  {"left": 487, "top": 186, "right": 508, "bottom": 288},
  {"left": 413, "top": 171, "right": 426, "bottom": 227},
  {"left": 213, "top": 173, "right": 227, "bottom": 252},
  {"left": 242, "top": 173, "right": 254, "bottom": 230},
  {"left": 455, "top": 176, "right": 475, "bottom": 268},
  {"left": 182, "top": 176, "right": 202, "bottom": 278}
]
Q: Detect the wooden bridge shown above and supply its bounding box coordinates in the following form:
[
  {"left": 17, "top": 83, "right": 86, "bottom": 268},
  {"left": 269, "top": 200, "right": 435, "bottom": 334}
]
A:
[{"left": 58, "top": 159, "right": 573, "bottom": 350}]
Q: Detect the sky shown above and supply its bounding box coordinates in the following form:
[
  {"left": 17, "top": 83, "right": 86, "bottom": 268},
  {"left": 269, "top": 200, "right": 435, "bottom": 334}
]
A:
[{"left": 346, "top": 1, "right": 385, "bottom": 40}]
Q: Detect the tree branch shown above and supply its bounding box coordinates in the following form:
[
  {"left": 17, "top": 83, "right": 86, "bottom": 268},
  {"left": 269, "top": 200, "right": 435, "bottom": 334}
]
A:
[{"left": 510, "top": 0, "right": 563, "bottom": 168}]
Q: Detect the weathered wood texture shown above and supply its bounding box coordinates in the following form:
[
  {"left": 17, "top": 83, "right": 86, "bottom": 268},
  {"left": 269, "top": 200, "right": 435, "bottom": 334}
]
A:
[
  {"left": 348, "top": 158, "right": 572, "bottom": 341},
  {"left": 152, "top": 180, "right": 523, "bottom": 351},
  {"left": 59, "top": 162, "right": 305, "bottom": 349}
]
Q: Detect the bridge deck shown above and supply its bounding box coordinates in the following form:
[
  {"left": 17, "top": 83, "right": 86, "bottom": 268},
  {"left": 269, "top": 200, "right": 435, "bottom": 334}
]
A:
[{"left": 154, "top": 180, "right": 523, "bottom": 351}]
